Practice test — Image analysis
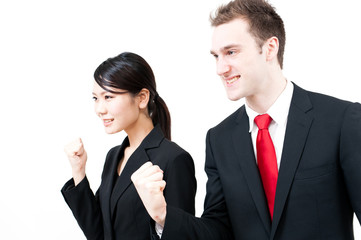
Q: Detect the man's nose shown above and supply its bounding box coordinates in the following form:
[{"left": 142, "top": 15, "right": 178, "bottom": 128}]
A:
[{"left": 216, "top": 57, "right": 231, "bottom": 76}]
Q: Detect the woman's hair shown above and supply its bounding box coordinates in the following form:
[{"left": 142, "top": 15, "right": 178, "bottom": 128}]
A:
[{"left": 94, "top": 52, "right": 171, "bottom": 140}]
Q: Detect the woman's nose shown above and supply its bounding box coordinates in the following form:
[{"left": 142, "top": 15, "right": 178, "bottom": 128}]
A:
[{"left": 94, "top": 100, "right": 106, "bottom": 116}]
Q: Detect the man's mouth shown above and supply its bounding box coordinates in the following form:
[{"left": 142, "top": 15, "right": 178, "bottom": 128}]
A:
[{"left": 226, "top": 75, "right": 240, "bottom": 85}]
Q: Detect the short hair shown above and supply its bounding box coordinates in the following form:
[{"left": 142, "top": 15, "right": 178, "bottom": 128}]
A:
[{"left": 210, "top": 0, "right": 286, "bottom": 68}]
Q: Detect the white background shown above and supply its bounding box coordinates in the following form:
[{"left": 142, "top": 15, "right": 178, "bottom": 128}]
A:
[{"left": 1, "top": 0, "right": 360, "bottom": 239}]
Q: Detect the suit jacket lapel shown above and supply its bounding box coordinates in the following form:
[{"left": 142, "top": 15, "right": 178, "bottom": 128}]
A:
[
  {"left": 99, "top": 143, "right": 124, "bottom": 236},
  {"left": 110, "top": 125, "right": 164, "bottom": 217},
  {"left": 270, "top": 84, "right": 314, "bottom": 239},
  {"left": 232, "top": 107, "right": 272, "bottom": 235}
]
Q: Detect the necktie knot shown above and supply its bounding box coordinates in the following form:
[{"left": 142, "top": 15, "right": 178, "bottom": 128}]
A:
[{"left": 255, "top": 114, "right": 272, "bottom": 130}]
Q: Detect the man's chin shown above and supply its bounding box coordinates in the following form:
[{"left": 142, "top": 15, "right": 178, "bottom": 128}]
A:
[{"left": 226, "top": 94, "right": 243, "bottom": 102}]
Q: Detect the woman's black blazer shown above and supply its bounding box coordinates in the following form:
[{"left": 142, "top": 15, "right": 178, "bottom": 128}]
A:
[{"left": 61, "top": 125, "right": 196, "bottom": 240}]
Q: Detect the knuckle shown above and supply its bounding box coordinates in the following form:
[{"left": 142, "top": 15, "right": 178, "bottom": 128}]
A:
[
  {"left": 130, "top": 173, "right": 136, "bottom": 181},
  {"left": 139, "top": 179, "right": 146, "bottom": 187},
  {"left": 145, "top": 182, "right": 153, "bottom": 189}
]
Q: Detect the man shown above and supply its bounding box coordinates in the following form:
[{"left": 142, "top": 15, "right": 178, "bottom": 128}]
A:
[{"left": 132, "top": 0, "right": 361, "bottom": 239}]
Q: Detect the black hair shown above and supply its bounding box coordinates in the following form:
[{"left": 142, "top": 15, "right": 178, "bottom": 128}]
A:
[{"left": 94, "top": 52, "right": 171, "bottom": 139}]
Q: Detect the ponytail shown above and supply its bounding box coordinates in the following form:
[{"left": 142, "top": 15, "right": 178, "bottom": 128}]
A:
[{"left": 148, "top": 92, "right": 171, "bottom": 140}]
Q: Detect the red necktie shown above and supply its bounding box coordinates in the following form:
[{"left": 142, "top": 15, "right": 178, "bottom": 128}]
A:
[{"left": 254, "top": 114, "right": 278, "bottom": 220}]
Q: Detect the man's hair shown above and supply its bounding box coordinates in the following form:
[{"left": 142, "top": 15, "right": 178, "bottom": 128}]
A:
[{"left": 210, "top": 0, "right": 286, "bottom": 68}]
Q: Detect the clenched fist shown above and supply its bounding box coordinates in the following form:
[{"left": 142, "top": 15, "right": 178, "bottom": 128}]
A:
[
  {"left": 131, "top": 162, "right": 167, "bottom": 226},
  {"left": 64, "top": 138, "right": 87, "bottom": 186}
]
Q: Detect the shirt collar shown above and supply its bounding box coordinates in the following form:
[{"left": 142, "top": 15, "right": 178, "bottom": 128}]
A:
[{"left": 245, "top": 80, "right": 294, "bottom": 132}]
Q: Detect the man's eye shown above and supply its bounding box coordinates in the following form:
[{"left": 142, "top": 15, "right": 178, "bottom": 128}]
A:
[{"left": 228, "top": 50, "right": 235, "bottom": 55}]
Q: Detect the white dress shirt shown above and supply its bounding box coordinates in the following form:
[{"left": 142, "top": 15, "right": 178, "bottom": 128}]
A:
[
  {"left": 155, "top": 223, "right": 163, "bottom": 237},
  {"left": 245, "top": 81, "right": 294, "bottom": 169}
]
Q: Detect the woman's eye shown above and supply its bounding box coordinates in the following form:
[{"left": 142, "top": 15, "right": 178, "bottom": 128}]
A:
[
  {"left": 92, "top": 96, "right": 97, "bottom": 101},
  {"left": 228, "top": 50, "right": 235, "bottom": 55},
  {"left": 105, "top": 95, "right": 112, "bottom": 100}
]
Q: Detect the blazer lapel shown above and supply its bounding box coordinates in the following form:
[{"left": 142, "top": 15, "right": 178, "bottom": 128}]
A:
[
  {"left": 232, "top": 107, "right": 272, "bottom": 235},
  {"left": 270, "top": 84, "right": 314, "bottom": 239},
  {"left": 110, "top": 148, "right": 149, "bottom": 216},
  {"left": 99, "top": 143, "right": 124, "bottom": 237},
  {"left": 110, "top": 126, "right": 164, "bottom": 217}
]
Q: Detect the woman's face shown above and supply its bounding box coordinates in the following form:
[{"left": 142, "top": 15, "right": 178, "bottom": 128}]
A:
[{"left": 92, "top": 81, "right": 140, "bottom": 134}]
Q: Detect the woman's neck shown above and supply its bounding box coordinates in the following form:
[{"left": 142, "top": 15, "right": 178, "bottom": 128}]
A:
[{"left": 126, "top": 116, "right": 154, "bottom": 150}]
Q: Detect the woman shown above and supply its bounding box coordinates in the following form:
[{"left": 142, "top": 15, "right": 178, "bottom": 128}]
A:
[{"left": 61, "top": 52, "right": 196, "bottom": 240}]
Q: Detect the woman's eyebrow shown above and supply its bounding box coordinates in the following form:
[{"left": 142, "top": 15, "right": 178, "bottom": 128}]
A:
[{"left": 92, "top": 91, "right": 107, "bottom": 96}]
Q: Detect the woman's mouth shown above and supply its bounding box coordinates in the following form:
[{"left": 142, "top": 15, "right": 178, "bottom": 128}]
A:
[{"left": 103, "top": 119, "right": 114, "bottom": 127}]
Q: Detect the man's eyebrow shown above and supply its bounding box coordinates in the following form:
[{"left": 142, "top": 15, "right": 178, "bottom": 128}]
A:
[
  {"left": 210, "top": 44, "right": 241, "bottom": 55},
  {"left": 222, "top": 44, "right": 241, "bottom": 51}
]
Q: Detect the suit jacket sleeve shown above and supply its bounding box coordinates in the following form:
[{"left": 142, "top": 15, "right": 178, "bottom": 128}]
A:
[
  {"left": 163, "top": 151, "right": 196, "bottom": 214},
  {"left": 161, "top": 130, "right": 233, "bottom": 240},
  {"left": 61, "top": 176, "right": 104, "bottom": 240},
  {"left": 340, "top": 102, "right": 361, "bottom": 222}
]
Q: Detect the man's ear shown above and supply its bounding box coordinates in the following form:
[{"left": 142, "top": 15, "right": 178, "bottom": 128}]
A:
[
  {"left": 264, "top": 36, "right": 279, "bottom": 63},
  {"left": 137, "top": 88, "right": 150, "bottom": 110}
]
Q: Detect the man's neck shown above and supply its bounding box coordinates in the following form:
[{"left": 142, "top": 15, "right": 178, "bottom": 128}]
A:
[{"left": 246, "top": 73, "right": 287, "bottom": 114}]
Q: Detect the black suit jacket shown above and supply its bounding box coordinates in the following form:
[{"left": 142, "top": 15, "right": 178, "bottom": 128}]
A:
[
  {"left": 61, "top": 125, "right": 196, "bottom": 240},
  {"left": 162, "top": 84, "right": 361, "bottom": 240}
]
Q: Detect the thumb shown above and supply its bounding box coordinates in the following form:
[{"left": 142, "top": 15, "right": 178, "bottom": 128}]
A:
[{"left": 159, "top": 180, "right": 166, "bottom": 192}]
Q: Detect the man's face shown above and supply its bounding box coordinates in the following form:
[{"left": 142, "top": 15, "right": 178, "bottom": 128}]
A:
[{"left": 211, "top": 18, "right": 268, "bottom": 101}]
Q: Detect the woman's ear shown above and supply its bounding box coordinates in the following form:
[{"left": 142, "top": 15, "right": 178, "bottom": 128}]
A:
[{"left": 137, "top": 88, "right": 150, "bottom": 110}]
